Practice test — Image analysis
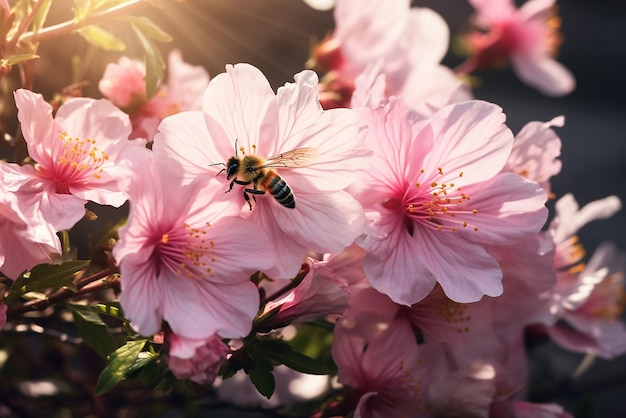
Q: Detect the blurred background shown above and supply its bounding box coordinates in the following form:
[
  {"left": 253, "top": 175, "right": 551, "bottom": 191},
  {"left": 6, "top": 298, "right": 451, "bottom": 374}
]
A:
[{"left": 3, "top": 0, "right": 626, "bottom": 416}]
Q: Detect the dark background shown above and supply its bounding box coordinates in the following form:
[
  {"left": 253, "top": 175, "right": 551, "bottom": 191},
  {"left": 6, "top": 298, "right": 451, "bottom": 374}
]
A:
[{"left": 20, "top": 0, "right": 626, "bottom": 416}]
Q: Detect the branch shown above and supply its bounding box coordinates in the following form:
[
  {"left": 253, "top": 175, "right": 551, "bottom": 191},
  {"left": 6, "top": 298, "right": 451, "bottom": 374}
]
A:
[
  {"left": 6, "top": 267, "right": 119, "bottom": 318},
  {"left": 19, "top": 0, "right": 154, "bottom": 45}
]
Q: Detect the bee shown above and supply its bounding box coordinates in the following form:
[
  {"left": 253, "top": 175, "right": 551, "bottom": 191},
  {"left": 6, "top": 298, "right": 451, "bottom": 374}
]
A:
[{"left": 216, "top": 143, "right": 318, "bottom": 210}]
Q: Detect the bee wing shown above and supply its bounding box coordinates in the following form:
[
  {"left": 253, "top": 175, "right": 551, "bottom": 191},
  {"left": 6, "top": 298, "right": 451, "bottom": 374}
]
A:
[{"left": 264, "top": 147, "right": 319, "bottom": 168}]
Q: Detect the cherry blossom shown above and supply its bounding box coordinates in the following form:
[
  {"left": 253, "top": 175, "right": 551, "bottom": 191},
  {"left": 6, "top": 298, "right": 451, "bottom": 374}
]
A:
[
  {"left": 153, "top": 63, "right": 370, "bottom": 280},
  {"left": 503, "top": 115, "right": 564, "bottom": 196},
  {"left": 358, "top": 97, "right": 548, "bottom": 305},
  {"left": 466, "top": 0, "right": 575, "bottom": 96},
  {"left": 99, "top": 49, "right": 210, "bottom": 139},
  {"left": 312, "top": 0, "right": 469, "bottom": 110},
  {"left": 0, "top": 178, "right": 61, "bottom": 278},
  {"left": 0, "top": 89, "right": 140, "bottom": 232},
  {"left": 544, "top": 194, "right": 626, "bottom": 358},
  {"left": 167, "top": 333, "right": 230, "bottom": 384},
  {"left": 113, "top": 149, "right": 275, "bottom": 339}
]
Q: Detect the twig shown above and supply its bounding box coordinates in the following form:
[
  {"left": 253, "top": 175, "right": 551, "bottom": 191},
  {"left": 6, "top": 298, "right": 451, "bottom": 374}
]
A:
[
  {"left": 19, "top": 0, "right": 153, "bottom": 45},
  {"left": 6, "top": 267, "right": 119, "bottom": 318}
]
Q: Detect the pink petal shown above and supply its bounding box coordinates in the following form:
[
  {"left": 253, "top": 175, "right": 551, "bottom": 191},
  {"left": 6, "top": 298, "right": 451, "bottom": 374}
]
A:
[
  {"left": 361, "top": 216, "right": 438, "bottom": 306},
  {"left": 468, "top": 0, "right": 516, "bottom": 24},
  {"left": 280, "top": 189, "right": 364, "bottom": 254},
  {"left": 276, "top": 70, "right": 369, "bottom": 191},
  {"left": 164, "top": 279, "right": 260, "bottom": 339},
  {"left": 334, "top": 0, "right": 409, "bottom": 68},
  {"left": 118, "top": 255, "right": 166, "bottom": 336},
  {"left": 421, "top": 232, "right": 504, "bottom": 303},
  {"left": 406, "top": 8, "right": 449, "bottom": 66},
  {"left": 153, "top": 111, "right": 231, "bottom": 181},
  {"left": 249, "top": 206, "right": 308, "bottom": 280},
  {"left": 202, "top": 63, "right": 279, "bottom": 158},
  {"left": 457, "top": 173, "right": 548, "bottom": 245},
  {"left": 166, "top": 49, "right": 210, "bottom": 111},
  {"left": 422, "top": 100, "right": 513, "bottom": 188},
  {"left": 14, "top": 89, "right": 55, "bottom": 166},
  {"left": 511, "top": 54, "right": 576, "bottom": 96}
]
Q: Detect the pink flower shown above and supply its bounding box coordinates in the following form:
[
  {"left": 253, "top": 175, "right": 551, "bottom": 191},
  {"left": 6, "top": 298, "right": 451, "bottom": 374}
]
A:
[
  {"left": 0, "top": 178, "right": 61, "bottom": 278},
  {"left": 113, "top": 149, "right": 275, "bottom": 339},
  {"left": 167, "top": 333, "right": 229, "bottom": 384},
  {"left": 503, "top": 115, "right": 563, "bottom": 197},
  {"left": 467, "top": 0, "right": 575, "bottom": 96},
  {"left": 544, "top": 194, "right": 626, "bottom": 358},
  {"left": 153, "top": 63, "right": 370, "bottom": 279},
  {"left": 259, "top": 256, "right": 350, "bottom": 330},
  {"left": 358, "top": 97, "right": 548, "bottom": 305},
  {"left": 1, "top": 89, "right": 141, "bottom": 231},
  {"left": 314, "top": 0, "right": 469, "bottom": 110},
  {"left": 332, "top": 311, "right": 495, "bottom": 417},
  {"left": 332, "top": 313, "right": 432, "bottom": 417},
  {"left": 99, "top": 50, "right": 210, "bottom": 139}
]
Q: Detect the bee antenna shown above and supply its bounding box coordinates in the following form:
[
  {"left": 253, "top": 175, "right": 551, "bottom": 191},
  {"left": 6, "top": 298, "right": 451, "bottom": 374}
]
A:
[
  {"left": 234, "top": 138, "right": 238, "bottom": 157},
  {"left": 208, "top": 162, "right": 226, "bottom": 176}
]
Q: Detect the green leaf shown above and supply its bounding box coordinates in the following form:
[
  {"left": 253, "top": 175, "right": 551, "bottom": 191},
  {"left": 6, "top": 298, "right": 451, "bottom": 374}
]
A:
[
  {"left": 88, "top": 302, "right": 126, "bottom": 321},
  {"left": 32, "top": 0, "right": 53, "bottom": 34},
  {"left": 95, "top": 339, "right": 147, "bottom": 395},
  {"left": 68, "top": 304, "right": 117, "bottom": 358},
  {"left": 129, "top": 23, "right": 165, "bottom": 98},
  {"left": 247, "top": 361, "right": 275, "bottom": 399},
  {"left": 73, "top": 0, "right": 93, "bottom": 21},
  {"left": 254, "top": 339, "right": 330, "bottom": 375},
  {"left": 78, "top": 25, "right": 126, "bottom": 51},
  {"left": 5, "top": 260, "right": 89, "bottom": 303},
  {"left": 125, "top": 16, "right": 172, "bottom": 42}
]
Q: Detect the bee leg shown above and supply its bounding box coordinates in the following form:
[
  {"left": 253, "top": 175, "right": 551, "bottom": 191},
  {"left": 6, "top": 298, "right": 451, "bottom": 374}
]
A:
[
  {"left": 227, "top": 178, "right": 250, "bottom": 193},
  {"left": 244, "top": 188, "right": 265, "bottom": 211}
]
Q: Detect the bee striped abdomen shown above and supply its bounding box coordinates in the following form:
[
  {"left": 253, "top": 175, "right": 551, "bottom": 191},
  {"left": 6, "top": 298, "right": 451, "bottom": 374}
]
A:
[{"left": 267, "top": 174, "right": 295, "bottom": 208}]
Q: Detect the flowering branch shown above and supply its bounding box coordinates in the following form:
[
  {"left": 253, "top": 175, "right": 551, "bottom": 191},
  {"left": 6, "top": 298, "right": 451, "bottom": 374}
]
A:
[
  {"left": 6, "top": 267, "right": 120, "bottom": 319},
  {"left": 19, "top": 0, "right": 154, "bottom": 45},
  {"left": 6, "top": 0, "right": 46, "bottom": 51}
]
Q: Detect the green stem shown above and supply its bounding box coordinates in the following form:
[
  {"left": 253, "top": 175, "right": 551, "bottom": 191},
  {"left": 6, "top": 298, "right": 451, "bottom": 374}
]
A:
[
  {"left": 19, "top": 0, "right": 153, "bottom": 45},
  {"left": 6, "top": 0, "right": 46, "bottom": 52}
]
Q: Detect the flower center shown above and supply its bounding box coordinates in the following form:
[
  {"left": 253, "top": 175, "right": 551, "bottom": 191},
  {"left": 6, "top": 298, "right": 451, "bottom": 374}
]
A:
[
  {"left": 402, "top": 167, "right": 479, "bottom": 234},
  {"left": 53, "top": 131, "right": 109, "bottom": 193},
  {"left": 154, "top": 221, "right": 218, "bottom": 280}
]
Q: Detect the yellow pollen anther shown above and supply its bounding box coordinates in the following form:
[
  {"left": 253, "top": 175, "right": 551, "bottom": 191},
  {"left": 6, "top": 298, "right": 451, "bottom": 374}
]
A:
[
  {"left": 459, "top": 172, "right": 464, "bottom": 177},
  {"left": 419, "top": 168, "right": 425, "bottom": 174},
  {"left": 161, "top": 234, "right": 169, "bottom": 244},
  {"left": 407, "top": 204, "right": 415, "bottom": 213},
  {"left": 438, "top": 167, "right": 443, "bottom": 175},
  {"left": 431, "top": 182, "right": 438, "bottom": 187},
  {"left": 416, "top": 182, "right": 421, "bottom": 188},
  {"left": 463, "top": 222, "right": 468, "bottom": 227},
  {"left": 472, "top": 209, "right": 478, "bottom": 214},
  {"left": 437, "top": 225, "right": 443, "bottom": 231}
]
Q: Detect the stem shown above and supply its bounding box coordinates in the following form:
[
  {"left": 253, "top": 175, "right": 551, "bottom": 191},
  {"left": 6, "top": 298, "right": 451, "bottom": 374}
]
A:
[
  {"left": 19, "top": 0, "right": 153, "bottom": 45},
  {"left": 6, "top": 0, "right": 46, "bottom": 52},
  {"left": 6, "top": 267, "right": 119, "bottom": 318},
  {"left": 263, "top": 263, "right": 310, "bottom": 303}
]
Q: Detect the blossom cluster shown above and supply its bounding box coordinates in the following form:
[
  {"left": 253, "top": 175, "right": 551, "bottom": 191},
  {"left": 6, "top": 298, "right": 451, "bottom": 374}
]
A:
[{"left": 1, "top": 0, "right": 624, "bottom": 416}]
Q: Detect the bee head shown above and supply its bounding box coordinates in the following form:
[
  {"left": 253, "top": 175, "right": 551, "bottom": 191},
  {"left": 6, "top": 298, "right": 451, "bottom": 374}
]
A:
[{"left": 226, "top": 157, "right": 239, "bottom": 180}]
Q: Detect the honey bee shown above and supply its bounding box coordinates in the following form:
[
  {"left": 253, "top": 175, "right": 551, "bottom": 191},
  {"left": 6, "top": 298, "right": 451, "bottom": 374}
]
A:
[{"left": 216, "top": 144, "right": 318, "bottom": 210}]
